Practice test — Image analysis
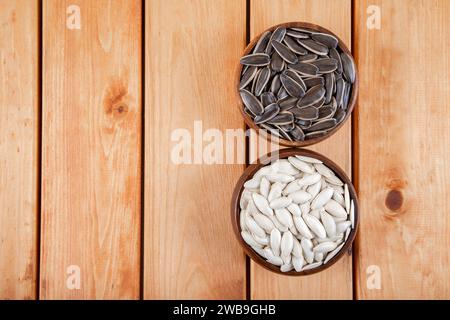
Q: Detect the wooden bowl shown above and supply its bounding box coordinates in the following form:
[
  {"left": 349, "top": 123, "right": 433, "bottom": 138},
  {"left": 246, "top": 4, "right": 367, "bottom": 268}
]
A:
[
  {"left": 230, "top": 148, "right": 359, "bottom": 276},
  {"left": 234, "top": 21, "right": 359, "bottom": 147}
]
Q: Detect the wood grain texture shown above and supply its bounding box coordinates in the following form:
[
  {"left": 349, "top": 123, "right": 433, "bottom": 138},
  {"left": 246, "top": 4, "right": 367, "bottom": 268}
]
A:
[
  {"left": 0, "top": 0, "right": 38, "bottom": 300},
  {"left": 144, "top": 0, "right": 247, "bottom": 299},
  {"left": 250, "top": 0, "right": 353, "bottom": 300},
  {"left": 40, "top": 0, "right": 141, "bottom": 299},
  {"left": 355, "top": 0, "right": 450, "bottom": 299}
]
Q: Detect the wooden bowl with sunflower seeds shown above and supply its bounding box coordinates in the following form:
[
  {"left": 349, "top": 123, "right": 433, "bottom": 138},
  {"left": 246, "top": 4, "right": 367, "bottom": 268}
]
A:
[{"left": 235, "top": 22, "right": 358, "bottom": 147}]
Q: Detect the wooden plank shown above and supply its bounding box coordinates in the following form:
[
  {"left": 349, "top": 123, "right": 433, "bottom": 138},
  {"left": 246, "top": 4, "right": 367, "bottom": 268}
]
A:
[
  {"left": 0, "top": 0, "right": 38, "bottom": 300},
  {"left": 250, "top": 0, "right": 353, "bottom": 300},
  {"left": 144, "top": 0, "right": 247, "bottom": 299},
  {"left": 40, "top": 0, "right": 141, "bottom": 299},
  {"left": 355, "top": 0, "right": 450, "bottom": 299}
]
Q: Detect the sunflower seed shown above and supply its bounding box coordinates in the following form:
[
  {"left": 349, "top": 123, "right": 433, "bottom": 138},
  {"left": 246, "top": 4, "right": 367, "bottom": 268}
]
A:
[
  {"left": 278, "top": 97, "right": 298, "bottom": 111},
  {"left": 268, "top": 112, "right": 294, "bottom": 125},
  {"left": 286, "top": 29, "right": 309, "bottom": 38},
  {"left": 254, "top": 67, "right": 271, "bottom": 96},
  {"left": 266, "top": 27, "right": 286, "bottom": 54},
  {"left": 272, "top": 40, "right": 298, "bottom": 64},
  {"left": 298, "top": 38, "right": 329, "bottom": 55},
  {"left": 240, "top": 89, "right": 264, "bottom": 116},
  {"left": 341, "top": 52, "right": 356, "bottom": 83},
  {"left": 298, "top": 53, "right": 318, "bottom": 62},
  {"left": 306, "top": 119, "right": 337, "bottom": 132},
  {"left": 239, "top": 26, "right": 355, "bottom": 142},
  {"left": 254, "top": 103, "right": 280, "bottom": 124},
  {"left": 254, "top": 31, "right": 272, "bottom": 53},
  {"left": 311, "top": 32, "right": 338, "bottom": 48},
  {"left": 297, "top": 85, "right": 326, "bottom": 108},
  {"left": 289, "top": 62, "right": 319, "bottom": 76},
  {"left": 290, "top": 125, "right": 305, "bottom": 141},
  {"left": 327, "top": 47, "right": 342, "bottom": 74},
  {"left": 310, "top": 58, "right": 338, "bottom": 73},
  {"left": 260, "top": 92, "right": 277, "bottom": 107},
  {"left": 291, "top": 106, "right": 319, "bottom": 120},
  {"left": 284, "top": 36, "right": 308, "bottom": 55},
  {"left": 270, "top": 51, "right": 285, "bottom": 72},
  {"left": 304, "top": 76, "right": 325, "bottom": 89},
  {"left": 324, "top": 72, "right": 334, "bottom": 103},
  {"left": 239, "top": 66, "right": 258, "bottom": 89},
  {"left": 240, "top": 53, "right": 271, "bottom": 66},
  {"left": 283, "top": 70, "right": 306, "bottom": 90},
  {"left": 280, "top": 73, "right": 305, "bottom": 97}
]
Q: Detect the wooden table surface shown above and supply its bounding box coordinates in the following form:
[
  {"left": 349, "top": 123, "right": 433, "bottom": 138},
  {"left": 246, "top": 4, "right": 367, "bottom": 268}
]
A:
[{"left": 0, "top": 0, "right": 449, "bottom": 300}]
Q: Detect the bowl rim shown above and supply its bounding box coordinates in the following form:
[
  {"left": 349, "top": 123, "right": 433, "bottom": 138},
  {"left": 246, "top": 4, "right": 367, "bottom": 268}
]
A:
[
  {"left": 234, "top": 21, "right": 359, "bottom": 148},
  {"left": 230, "top": 148, "right": 359, "bottom": 276}
]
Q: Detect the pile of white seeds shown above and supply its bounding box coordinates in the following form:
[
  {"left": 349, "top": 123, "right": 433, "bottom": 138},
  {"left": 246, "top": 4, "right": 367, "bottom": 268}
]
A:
[{"left": 239, "top": 154, "right": 355, "bottom": 273}]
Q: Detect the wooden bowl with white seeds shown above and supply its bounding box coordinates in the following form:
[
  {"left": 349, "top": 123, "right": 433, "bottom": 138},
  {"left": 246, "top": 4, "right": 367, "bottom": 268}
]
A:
[
  {"left": 231, "top": 148, "right": 359, "bottom": 276},
  {"left": 235, "top": 22, "right": 358, "bottom": 147}
]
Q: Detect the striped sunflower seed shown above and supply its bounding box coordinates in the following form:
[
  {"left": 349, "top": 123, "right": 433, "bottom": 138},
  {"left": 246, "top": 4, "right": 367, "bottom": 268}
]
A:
[
  {"left": 254, "top": 103, "right": 280, "bottom": 124},
  {"left": 240, "top": 53, "right": 271, "bottom": 66},
  {"left": 272, "top": 40, "right": 298, "bottom": 64}
]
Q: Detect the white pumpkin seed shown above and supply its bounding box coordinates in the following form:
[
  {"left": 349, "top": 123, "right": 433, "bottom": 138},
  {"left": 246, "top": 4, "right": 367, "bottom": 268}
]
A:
[
  {"left": 333, "top": 190, "right": 345, "bottom": 206},
  {"left": 267, "top": 182, "right": 284, "bottom": 202},
  {"left": 244, "top": 176, "right": 262, "bottom": 189},
  {"left": 287, "top": 203, "right": 302, "bottom": 217},
  {"left": 283, "top": 180, "right": 302, "bottom": 195},
  {"left": 314, "top": 163, "right": 334, "bottom": 178},
  {"left": 265, "top": 173, "right": 295, "bottom": 183},
  {"left": 292, "top": 237, "right": 303, "bottom": 257},
  {"left": 288, "top": 190, "right": 312, "bottom": 204},
  {"left": 246, "top": 215, "right": 266, "bottom": 238},
  {"left": 292, "top": 256, "right": 305, "bottom": 272},
  {"left": 267, "top": 256, "right": 283, "bottom": 266},
  {"left": 295, "top": 155, "right": 322, "bottom": 164},
  {"left": 320, "top": 210, "right": 337, "bottom": 237},
  {"left": 253, "top": 212, "right": 275, "bottom": 233},
  {"left": 242, "top": 231, "right": 262, "bottom": 248},
  {"left": 269, "top": 215, "right": 288, "bottom": 232},
  {"left": 270, "top": 229, "right": 282, "bottom": 256},
  {"left": 240, "top": 189, "right": 252, "bottom": 210},
  {"left": 313, "top": 241, "right": 337, "bottom": 253},
  {"left": 272, "top": 159, "right": 299, "bottom": 175},
  {"left": 350, "top": 200, "right": 355, "bottom": 228},
  {"left": 252, "top": 233, "right": 269, "bottom": 246},
  {"left": 325, "top": 174, "right": 344, "bottom": 186},
  {"left": 325, "top": 199, "right": 347, "bottom": 218},
  {"left": 314, "top": 252, "right": 324, "bottom": 262},
  {"left": 336, "top": 221, "right": 351, "bottom": 234},
  {"left": 303, "top": 213, "right": 327, "bottom": 239},
  {"left": 307, "top": 181, "right": 322, "bottom": 198},
  {"left": 270, "top": 197, "right": 293, "bottom": 209},
  {"left": 297, "top": 173, "right": 322, "bottom": 186},
  {"left": 293, "top": 216, "right": 314, "bottom": 239},
  {"left": 275, "top": 208, "right": 294, "bottom": 228},
  {"left": 259, "top": 177, "right": 270, "bottom": 198},
  {"left": 302, "top": 261, "right": 323, "bottom": 271},
  {"left": 252, "top": 192, "right": 274, "bottom": 216},
  {"left": 280, "top": 231, "right": 294, "bottom": 256},
  {"left": 300, "top": 202, "right": 310, "bottom": 215},
  {"left": 253, "top": 246, "right": 268, "bottom": 259},
  {"left": 300, "top": 238, "right": 314, "bottom": 264},
  {"left": 287, "top": 157, "right": 315, "bottom": 174},
  {"left": 311, "top": 187, "right": 334, "bottom": 209},
  {"left": 345, "top": 227, "right": 351, "bottom": 240},
  {"left": 323, "top": 243, "right": 345, "bottom": 264},
  {"left": 309, "top": 209, "right": 321, "bottom": 219},
  {"left": 344, "top": 184, "right": 350, "bottom": 213},
  {"left": 280, "top": 262, "right": 294, "bottom": 272}
]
